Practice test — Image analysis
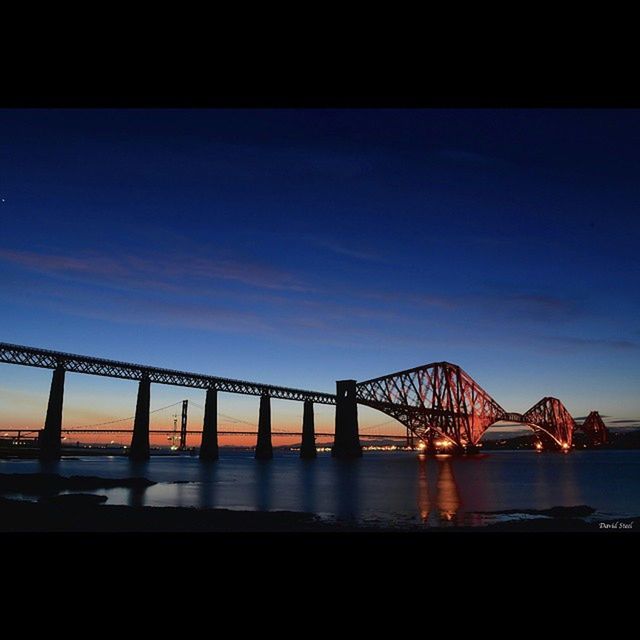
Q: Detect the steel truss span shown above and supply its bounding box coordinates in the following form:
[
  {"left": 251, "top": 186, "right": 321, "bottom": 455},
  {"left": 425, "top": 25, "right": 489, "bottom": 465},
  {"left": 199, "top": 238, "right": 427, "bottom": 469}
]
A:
[
  {"left": 357, "top": 362, "right": 505, "bottom": 447},
  {"left": 521, "top": 397, "right": 575, "bottom": 447},
  {"left": 0, "top": 342, "right": 608, "bottom": 451},
  {"left": 0, "top": 342, "right": 336, "bottom": 405},
  {"left": 356, "top": 362, "right": 600, "bottom": 449},
  {"left": 579, "top": 411, "right": 609, "bottom": 445}
]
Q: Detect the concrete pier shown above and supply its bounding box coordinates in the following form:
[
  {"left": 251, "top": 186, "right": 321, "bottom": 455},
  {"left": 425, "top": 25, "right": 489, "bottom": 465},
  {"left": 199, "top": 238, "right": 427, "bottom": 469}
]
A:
[
  {"left": 179, "top": 399, "right": 188, "bottom": 451},
  {"left": 331, "top": 380, "right": 362, "bottom": 458},
  {"left": 199, "top": 387, "right": 219, "bottom": 460},
  {"left": 255, "top": 394, "right": 273, "bottom": 459},
  {"left": 331, "top": 379, "right": 362, "bottom": 458},
  {"left": 39, "top": 365, "right": 65, "bottom": 461},
  {"left": 130, "top": 375, "right": 150, "bottom": 461},
  {"left": 300, "top": 399, "right": 316, "bottom": 459}
]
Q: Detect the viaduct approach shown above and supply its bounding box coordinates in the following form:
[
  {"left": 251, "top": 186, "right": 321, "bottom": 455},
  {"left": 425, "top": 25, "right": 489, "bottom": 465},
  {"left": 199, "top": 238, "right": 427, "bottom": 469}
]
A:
[{"left": 0, "top": 342, "right": 609, "bottom": 461}]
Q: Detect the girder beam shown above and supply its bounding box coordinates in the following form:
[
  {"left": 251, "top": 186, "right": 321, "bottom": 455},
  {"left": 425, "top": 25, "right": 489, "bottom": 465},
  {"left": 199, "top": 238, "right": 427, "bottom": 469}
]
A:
[{"left": 0, "top": 342, "right": 335, "bottom": 404}]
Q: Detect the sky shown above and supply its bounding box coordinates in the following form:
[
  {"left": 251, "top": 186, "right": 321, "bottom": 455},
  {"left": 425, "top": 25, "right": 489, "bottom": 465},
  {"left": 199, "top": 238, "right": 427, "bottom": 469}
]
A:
[{"left": 1, "top": 109, "right": 639, "bottom": 439}]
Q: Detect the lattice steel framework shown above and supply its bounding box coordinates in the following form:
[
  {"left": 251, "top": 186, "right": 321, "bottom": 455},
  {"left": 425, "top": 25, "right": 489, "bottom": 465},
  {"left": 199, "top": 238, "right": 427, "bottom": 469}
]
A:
[
  {"left": 1, "top": 342, "right": 594, "bottom": 450},
  {"left": 357, "top": 362, "right": 506, "bottom": 447},
  {"left": 357, "top": 363, "right": 580, "bottom": 449},
  {"left": 521, "top": 397, "right": 576, "bottom": 447},
  {"left": 579, "top": 410, "right": 609, "bottom": 446},
  {"left": 0, "top": 342, "right": 336, "bottom": 404}
]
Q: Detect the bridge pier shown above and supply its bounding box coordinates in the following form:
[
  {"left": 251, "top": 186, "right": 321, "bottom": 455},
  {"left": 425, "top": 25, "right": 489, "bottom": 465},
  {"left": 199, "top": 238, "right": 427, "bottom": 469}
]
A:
[
  {"left": 300, "top": 399, "right": 316, "bottom": 459},
  {"left": 130, "top": 375, "right": 150, "bottom": 461},
  {"left": 427, "top": 430, "right": 435, "bottom": 452},
  {"left": 179, "top": 399, "right": 188, "bottom": 451},
  {"left": 406, "top": 427, "right": 414, "bottom": 449},
  {"left": 39, "top": 365, "right": 65, "bottom": 461},
  {"left": 255, "top": 394, "right": 272, "bottom": 459},
  {"left": 332, "top": 379, "right": 362, "bottom": 458},
  {"left": 200, "top": 387, "right": 219, "bottom": 461}
]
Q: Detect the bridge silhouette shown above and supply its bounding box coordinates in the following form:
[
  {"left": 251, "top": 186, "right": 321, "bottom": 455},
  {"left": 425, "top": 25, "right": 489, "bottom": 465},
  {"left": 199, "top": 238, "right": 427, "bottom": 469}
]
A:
[{"left": 0, "top": 342, "right": 609, "bottom": 462}]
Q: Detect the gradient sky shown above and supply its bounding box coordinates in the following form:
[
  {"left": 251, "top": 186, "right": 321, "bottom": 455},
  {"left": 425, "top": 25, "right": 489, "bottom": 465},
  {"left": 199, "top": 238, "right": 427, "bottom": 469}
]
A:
[{"left": 1, "top": 109, "right": 639, "bottom": 437}]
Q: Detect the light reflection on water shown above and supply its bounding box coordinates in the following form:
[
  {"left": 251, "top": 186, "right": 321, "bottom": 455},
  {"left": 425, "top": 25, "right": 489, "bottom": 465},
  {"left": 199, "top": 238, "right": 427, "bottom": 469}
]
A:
[
  {"left": 416, "top": 455, "right": 484, "bottom": 526},
  {"left": 1, "top": 450, "right": 639, "bottom": 527}
]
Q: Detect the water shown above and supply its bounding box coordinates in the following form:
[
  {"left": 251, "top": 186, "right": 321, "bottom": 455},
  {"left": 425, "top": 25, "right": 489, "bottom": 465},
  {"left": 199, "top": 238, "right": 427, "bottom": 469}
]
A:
[{"left": 1, "top": 450, "right": 639, "bottom": 527}]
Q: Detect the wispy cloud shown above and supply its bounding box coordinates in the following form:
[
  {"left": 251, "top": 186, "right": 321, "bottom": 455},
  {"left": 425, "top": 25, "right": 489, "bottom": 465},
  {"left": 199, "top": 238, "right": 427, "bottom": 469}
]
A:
[
  {"left": 507, "top": 294, "right": 575, "bottom": 312},
  {"left": 0, "top": 248, "right": 308, "bottom": 293},
  {"left": 34, "top": 290, "right": 271, "bottom": 335},
  {"left": 437, "top": 148, "right": 509, "bottom": 168},
  {"left": 542, "top": 336, "right": 640, "bottom": 351},
  {"left": 358, "top": 288, "right": 577, "bottom": 318},
  {"left": 497, "top": 293, "right": 580, "bottom": 321},
  {"left": 359, "top": 290, "right": 457, "bottom": 309},
  {"left": 1, "top": 247, "right": 630, "bottom": 357},
  {"left": 411, "top": 294, "right": 459, "bottom": 309},
  {"left": 0, "top": 249, "right": 130, "bottom": 279},
  {"left": 296, "top": 299, "right": 400, "bottom": 322},
  {"left": 313, "top": 239, "right": 385, "bottom": 262},
  {"left": 0, "top": 268, "right": 414, "bottom": 346}
]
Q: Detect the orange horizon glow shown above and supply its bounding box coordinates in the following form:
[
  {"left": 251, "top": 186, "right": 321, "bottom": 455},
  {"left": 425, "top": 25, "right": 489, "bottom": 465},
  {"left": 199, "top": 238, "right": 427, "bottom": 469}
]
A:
[{"left": 4, "top": 430, "right": 407, "bottom": 449}]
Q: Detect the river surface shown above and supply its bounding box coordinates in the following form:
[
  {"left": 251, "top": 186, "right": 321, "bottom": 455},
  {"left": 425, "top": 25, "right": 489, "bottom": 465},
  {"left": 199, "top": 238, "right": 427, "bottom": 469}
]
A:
[{"left": 1, "top": 450, "right": 639, "bottom": 527}]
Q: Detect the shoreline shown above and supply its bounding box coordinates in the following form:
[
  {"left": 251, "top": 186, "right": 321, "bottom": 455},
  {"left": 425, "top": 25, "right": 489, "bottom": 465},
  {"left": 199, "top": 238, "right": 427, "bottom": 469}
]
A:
[
  {"left": 1, "top": 472, "right": 638, "bottom": 534},
  {"left": 1, "top": 495, "right": 638, "bottom": 533}
]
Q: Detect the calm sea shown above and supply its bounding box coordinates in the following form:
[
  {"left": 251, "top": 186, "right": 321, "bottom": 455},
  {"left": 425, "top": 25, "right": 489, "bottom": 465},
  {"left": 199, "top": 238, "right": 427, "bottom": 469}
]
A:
[{"left": 2, "top": 450, "right": 639, "bottom": 527}]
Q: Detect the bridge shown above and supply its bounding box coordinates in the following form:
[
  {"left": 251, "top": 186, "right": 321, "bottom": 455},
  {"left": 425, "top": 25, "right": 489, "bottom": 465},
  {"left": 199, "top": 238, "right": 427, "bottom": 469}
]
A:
[
  {"left": 357, "top": 362, "right": 608, "bottom": 451},
  {"left": 0, "top": 342, "right": 609, "bottom": 461}
]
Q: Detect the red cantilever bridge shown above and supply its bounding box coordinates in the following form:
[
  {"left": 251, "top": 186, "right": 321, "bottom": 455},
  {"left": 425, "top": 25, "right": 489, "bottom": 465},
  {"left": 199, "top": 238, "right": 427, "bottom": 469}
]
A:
[
  {"left": 0, "top": 342, "right": 608, "bottom": 461},
  {"left": 357, "top": 362, "right": 608, "bottom": 451}
]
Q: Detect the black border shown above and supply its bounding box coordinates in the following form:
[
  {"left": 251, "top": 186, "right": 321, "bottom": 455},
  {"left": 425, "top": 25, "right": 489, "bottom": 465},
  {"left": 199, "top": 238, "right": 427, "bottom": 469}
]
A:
[{"left": 2, "top": 93, "right": 640, "bottom": 108}]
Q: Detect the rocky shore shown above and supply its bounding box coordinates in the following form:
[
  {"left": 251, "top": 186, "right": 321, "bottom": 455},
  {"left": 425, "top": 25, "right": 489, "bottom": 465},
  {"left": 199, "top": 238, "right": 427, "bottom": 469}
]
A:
[{"left": 0, "top": 473, "right": 637, "bottom": 532}]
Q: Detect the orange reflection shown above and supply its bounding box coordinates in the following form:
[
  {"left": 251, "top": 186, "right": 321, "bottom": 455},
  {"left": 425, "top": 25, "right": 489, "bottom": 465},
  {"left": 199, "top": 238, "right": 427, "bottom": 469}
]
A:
[
  {"left": 417, "top": 455, "right": 462, "bottom": 524},
  {"left": 417, "top": 455, "right": 430, "bottom": 522},
  {"left": 436, "top": 458, "right": 461, "bottom": 522}
]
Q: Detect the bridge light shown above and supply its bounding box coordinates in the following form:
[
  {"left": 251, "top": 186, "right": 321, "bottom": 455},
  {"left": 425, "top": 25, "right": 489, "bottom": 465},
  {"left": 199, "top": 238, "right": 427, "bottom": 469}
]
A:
[{"left": 535, "top": 442, "right": 543, "bottom": 451}]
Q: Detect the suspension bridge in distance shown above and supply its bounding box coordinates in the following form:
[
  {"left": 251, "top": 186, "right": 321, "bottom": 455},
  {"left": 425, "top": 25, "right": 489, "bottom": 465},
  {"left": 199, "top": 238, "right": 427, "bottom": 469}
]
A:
[{"left": 0, "top": 342, "right": 609, "bottom": 462}]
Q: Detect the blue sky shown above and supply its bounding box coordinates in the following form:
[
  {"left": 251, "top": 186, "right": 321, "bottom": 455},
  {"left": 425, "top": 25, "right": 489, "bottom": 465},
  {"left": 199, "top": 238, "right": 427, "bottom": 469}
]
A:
[{"left": 0, "top": 109, "right": 639, "bottom": 433}]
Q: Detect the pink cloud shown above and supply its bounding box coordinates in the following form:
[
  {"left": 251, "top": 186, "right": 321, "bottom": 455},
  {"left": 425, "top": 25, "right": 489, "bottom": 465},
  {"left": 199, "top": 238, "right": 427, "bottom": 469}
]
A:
[
  {"left": 360, "top": 289, "right": 457, "bottom": 309},
  {"left": 0, "top": 248, "right": 308, "bottom": 292},
  {"left": 0, "top": 249, "right": 130, "bottom": 278},
  {"left": 38, "top": 292, "right": 270, "bottom": 335}
]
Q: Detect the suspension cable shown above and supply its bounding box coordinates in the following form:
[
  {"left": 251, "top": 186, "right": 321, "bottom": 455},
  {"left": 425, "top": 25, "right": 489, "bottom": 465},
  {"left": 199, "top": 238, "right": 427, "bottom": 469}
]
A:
[{"left": 73, "top": 401, "right": 184, "bottom": 428}]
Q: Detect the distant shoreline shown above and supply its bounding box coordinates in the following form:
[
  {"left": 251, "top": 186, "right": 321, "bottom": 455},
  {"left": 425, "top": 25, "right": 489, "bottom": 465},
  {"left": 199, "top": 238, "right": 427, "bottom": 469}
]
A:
[{"left": 3, "top": 428, "right": 640, "bottom": 460}]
